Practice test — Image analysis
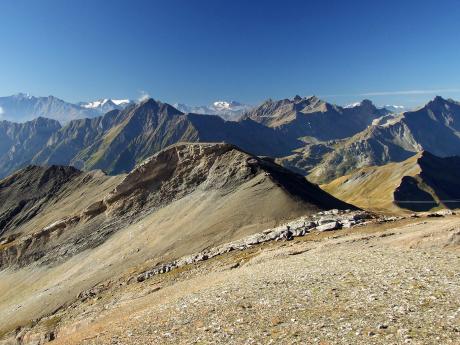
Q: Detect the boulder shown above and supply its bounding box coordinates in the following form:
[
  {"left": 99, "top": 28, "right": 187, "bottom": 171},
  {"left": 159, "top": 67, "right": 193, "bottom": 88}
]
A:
[
  {"left": 316, "top": 221, "right": 341, "bottom": 232},
  {"left": 318, "top": 217, "right": 337, "bottom": 225},
  {"left": 436, "top": 209, "right": 456, "bottom": 216},
  {"left": 340, "top": 219, "right": 356, "bottom": 228}
]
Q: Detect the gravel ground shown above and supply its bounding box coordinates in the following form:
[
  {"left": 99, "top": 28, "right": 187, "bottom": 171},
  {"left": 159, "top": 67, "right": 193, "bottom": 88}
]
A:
[{"left": 49, "top": 217, "right": 460, "bottom": 345}]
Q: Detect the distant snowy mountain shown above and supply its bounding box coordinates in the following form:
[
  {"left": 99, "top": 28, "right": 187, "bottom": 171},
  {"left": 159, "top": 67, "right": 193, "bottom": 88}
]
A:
[
  {"left": 345, "top": 101, "right": 409, "bottom": 114},
  {"left": 0, "top": 94, "right": 133, "bottom": 123},
  {"left": 383, "top": 105, "right": 409, "bottom": 113},
  {"left": 78, "top": 99, "right": 133, "bottom": 114},
  {"left": 0, "top": 93, "right": 99, "bottom": 123},
  {"left": 344, "top": 102, "right": 364, "bottom": 109},
  {"left": 174, "top": 100, "right": 252, "bottom": 121}
]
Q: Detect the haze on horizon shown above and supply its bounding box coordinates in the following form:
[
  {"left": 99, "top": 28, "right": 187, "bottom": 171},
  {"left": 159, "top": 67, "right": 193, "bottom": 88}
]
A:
[{"left": 1, "top": 0, "right": 459, "bottom": 108}]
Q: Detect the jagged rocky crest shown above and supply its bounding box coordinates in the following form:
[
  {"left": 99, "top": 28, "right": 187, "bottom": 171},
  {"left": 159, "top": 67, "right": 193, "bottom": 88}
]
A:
[{"left": 242, "top": 95, "right": 387, "bottom": 140}]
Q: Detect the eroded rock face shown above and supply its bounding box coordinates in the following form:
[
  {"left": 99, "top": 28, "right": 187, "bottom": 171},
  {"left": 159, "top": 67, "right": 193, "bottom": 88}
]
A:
[{"left": 104, "top": 143, "right": 246, "bottom": 212}]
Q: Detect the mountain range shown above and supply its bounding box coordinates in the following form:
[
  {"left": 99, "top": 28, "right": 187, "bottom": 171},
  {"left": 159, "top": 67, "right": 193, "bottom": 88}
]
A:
[
  {"left": 27, "top": 99, "right": 298, "bottom": 176},
  {"left": 0, "top": 94, "right": 459, "bottom": 213},
  {"left": 241, "top": 95, "right": 390, "bottom": 140},
  {"left": 1, "top": 94, "right": 459, "bottom": 342},
  {"left": 0, "top": 93, "right": 133, "bottom": 123},
  {"left": 0, "top": 93, "right": 253, "bottom": 123},
  {"left": 0, "top": 94, "right": 99, "bottom": 123},
  {"left": 307, "top": 96, "right": 460, "bottom": 183}
]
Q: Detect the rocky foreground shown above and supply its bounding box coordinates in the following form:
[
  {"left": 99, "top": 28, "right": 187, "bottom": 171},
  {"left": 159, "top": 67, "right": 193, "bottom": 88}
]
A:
[{"left": 4, "top": 211, "right": 459, "bottom": 345}]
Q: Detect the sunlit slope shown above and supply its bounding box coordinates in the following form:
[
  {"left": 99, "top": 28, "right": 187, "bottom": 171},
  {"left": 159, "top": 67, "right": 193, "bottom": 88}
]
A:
[{"left": 322, "top": 152, "right": 460, "bottom": 212}]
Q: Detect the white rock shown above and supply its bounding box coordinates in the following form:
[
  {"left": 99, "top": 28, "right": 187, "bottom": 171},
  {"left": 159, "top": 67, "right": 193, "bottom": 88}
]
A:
[{"left": 316, "top": 221, "right": 341, "bottom": 232}]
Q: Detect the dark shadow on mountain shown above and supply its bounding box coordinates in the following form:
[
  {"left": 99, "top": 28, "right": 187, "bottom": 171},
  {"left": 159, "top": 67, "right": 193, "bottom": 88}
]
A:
[{"left": 394, "top": 176, "right": 438, "bottom": 212}]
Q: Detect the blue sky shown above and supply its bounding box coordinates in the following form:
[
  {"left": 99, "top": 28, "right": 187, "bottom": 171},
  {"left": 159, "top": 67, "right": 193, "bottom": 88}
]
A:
[{"left": 0, "top": 0, "right": 459, "bottom": 107}]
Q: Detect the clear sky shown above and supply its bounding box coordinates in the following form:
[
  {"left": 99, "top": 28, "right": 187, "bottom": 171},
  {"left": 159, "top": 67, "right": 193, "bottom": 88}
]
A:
[{"left": 1, "top": 0, "right": 459, "bottom": 107}]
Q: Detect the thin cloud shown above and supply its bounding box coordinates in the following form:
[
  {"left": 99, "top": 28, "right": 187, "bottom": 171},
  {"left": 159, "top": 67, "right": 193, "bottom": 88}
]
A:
[
  {"left": 360, "top": 89, "right": 460, "bottom": 96},
  {"left": 0, "top": 106, "right": 4, "bottom": 117},
  {"left": 138, "top": 90, "right": 151, "bottom": 102},
  {"left": 322, "top": 88, "right": 460, "bottom": 98}
]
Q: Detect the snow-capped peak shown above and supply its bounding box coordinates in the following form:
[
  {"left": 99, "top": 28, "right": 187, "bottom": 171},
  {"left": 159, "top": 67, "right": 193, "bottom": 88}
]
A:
[
  {"left": 383, "top": 105, "right": 408, "bottom": 113},
  {"left": 213, "top": 101, "right": 232, "bottom": 110},
  {"left": 212, "top": 100, "right": 245, "bottom": 111},
  {"left": 384, "top": 105, "right": 405, "bottom": 109},
  {"left": 81, "top": 99, "right": 106, "bottom": 109},
  {"left": 344, "top": 102, "right": 362, "bottom": 108},
  {"left": 14, "top": 92, "right": 34, "bottom": 100},
  {"left": 112, "top": 99, "right": 131, "bottom": 106},
  {"left": 174, "top": 100, "right": 252, "bottom": 121},
  {"left": 81, "top": 99, "right": 131, "bottom": 109}
]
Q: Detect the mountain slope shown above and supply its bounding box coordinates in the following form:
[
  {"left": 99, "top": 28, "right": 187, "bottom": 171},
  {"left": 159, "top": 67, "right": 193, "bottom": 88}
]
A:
[
  {"left": 0, "top": 143, "right": 353, "bottom": 333},
  {"left": 0, "top": 117, "right": 62, "bottom": 178},
  {"left": 309, "top": 96, "right": 460, "bottom": 183},
  {"left": 322, "top": 151, "right": 460, "bottom": 212}
]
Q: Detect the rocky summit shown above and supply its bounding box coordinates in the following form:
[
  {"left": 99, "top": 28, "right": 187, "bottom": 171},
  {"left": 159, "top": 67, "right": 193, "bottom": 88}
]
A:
[{"left": 241, "top": 95, "right": 387, "bottom": 140}]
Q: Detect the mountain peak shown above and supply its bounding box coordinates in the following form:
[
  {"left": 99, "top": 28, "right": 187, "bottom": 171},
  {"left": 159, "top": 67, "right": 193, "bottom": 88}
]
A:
[
  {"left": 427, "top": 95, "right": 448, "bottom": 108},
  {"left": 293, "top": 95, "right": 303, "bottom": 102},
  {"left": 173, "top": 100, "right": 251, "bottom": 121},
  {"left": 139, "top": 97, "right": 157, "bottom": 105},
  {"left": 425, "top": 95, "right": 453, "bottom": 113},
  {"left": 344, "top": 99, "right": 375, "bottom": 109},
  {"left": 13, "top": 92, "right": 33, "bottom": 99},
  {"left": 306, "top": 95, "right": 319, "bottom": 102},
  {"left": 360, "top": 99, "right": 374, "bottom": 107}
]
